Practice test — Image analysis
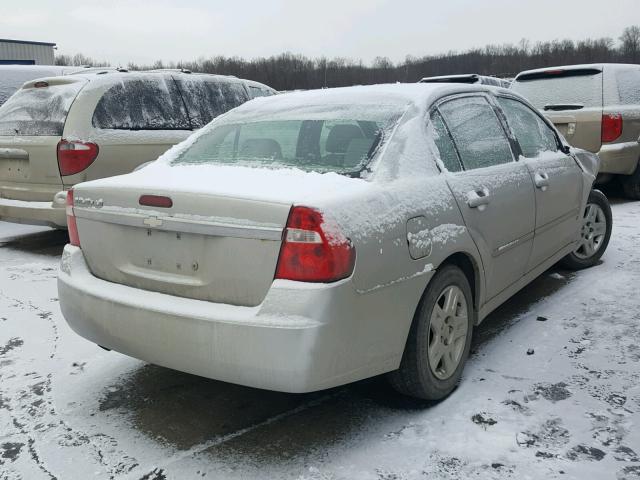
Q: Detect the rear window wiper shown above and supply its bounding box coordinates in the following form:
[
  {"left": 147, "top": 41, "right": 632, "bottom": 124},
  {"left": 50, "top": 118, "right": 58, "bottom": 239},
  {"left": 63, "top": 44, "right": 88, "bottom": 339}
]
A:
[{"left": 543, "top": 104, "right": 584, "bottom": 111}]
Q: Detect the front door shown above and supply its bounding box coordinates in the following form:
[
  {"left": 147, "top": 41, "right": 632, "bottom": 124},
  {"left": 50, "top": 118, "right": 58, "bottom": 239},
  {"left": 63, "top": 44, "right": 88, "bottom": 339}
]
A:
[{"left": 495, "top": 96, "right": 584, "bottom": 271}]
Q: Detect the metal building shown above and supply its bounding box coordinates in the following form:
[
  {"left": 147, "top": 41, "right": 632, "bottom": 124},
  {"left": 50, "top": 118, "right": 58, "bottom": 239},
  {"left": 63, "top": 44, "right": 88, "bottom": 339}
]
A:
[{"left": 0, "top": 39, "right": 56, "bottom": 65}]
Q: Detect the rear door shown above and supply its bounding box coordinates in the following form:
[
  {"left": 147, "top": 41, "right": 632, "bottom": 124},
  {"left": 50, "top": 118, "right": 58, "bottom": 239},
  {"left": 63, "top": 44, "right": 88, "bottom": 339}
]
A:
[
  {"left": 434, "top": 94, "right": 536, "bottom": 301},
  {"left": 495, "top": 95, "right": 584, "bottom": 271},
  {"left": 511, "top": 67, "right": 604, "bottom": 153},
  {"left": 0, "top": 77, "right": 85, "bottom": 200}
]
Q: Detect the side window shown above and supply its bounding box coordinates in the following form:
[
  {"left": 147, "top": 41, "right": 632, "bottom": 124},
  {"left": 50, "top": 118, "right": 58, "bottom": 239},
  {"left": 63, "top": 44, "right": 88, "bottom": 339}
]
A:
[
  {"left": 438, "top": 96, "right": 514, "bottom": 170},
  {"left": 92, "top": 78, "right": 190, "bottom": 130},
  {"left": 497, "top": 97, "right": 558, "bottom": 158},
  {"left": 429, "top": 110, "right": 462, "bottom": 172},
  {"left": 177, "top": 78, "right": 250, "bottom": 129},
  {"left": 249, "top": 86, "right": 274, "bottom": 98}
]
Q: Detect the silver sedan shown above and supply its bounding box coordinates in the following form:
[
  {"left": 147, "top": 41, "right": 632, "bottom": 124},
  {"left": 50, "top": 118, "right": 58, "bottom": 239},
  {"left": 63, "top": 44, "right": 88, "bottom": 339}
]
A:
[{"left": 58, "top": 83, "right": 611, "bottom": 400}]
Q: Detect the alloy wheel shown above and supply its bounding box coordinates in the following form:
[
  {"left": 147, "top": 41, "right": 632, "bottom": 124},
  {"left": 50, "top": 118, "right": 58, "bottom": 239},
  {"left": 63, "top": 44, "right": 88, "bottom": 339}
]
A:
[
  {"left": 427, "top": 285, "right": 469, "bottom": 380},
  {"left": 574, "top": 203, "right": 607, "bottom": 260}
]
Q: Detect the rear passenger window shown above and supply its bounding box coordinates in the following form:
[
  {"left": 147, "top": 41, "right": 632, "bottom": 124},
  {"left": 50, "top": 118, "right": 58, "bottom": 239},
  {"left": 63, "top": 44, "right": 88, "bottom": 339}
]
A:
[
  {"left": 497, "top": 97, "right": 558, "bottom": 158},
  {"left": 438, "top": 96, "right": 513, "bottom": 170},
  {"left": 92, "top": 78, "right": 190, "bottom": 130},
  {"left": 429, "top": 111, "right": 462, "bottom": 172},
  {"left": 176, "top": 78, "right": 249, "bottom": 129}
]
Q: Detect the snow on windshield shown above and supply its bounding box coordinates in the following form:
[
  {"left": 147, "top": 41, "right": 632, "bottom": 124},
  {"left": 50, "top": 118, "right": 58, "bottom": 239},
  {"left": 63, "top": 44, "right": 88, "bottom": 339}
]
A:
[
  {"left": 0, "top": 69, "right": 62, "bottom": 106},
  {"left": 511, "top": 73, "right": 603, "bottom": 109},
  {"left": 0, "top": 82, "right": 84, "bottom": 136},
  {"left": 170, "top": 104, "right": 403, "bottom": 176}
]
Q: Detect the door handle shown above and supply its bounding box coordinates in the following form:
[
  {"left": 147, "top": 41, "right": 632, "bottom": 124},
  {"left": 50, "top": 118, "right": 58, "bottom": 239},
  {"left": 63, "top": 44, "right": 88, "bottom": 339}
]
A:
[
  {"left": 534, "top": 172, "right": 550, "bottom": 190},
  {"left": 467, "top": 188, "right": 491, "bottom": 209}
]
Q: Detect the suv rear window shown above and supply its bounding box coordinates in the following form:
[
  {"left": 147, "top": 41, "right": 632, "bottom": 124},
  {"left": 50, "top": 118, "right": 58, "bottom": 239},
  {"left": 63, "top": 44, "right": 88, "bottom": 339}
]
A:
[
  {"left": 175, "top": 78, "right": 250, "bottom": 129},
  {"left": 92, "top": 77, "right": 190, "bottom": 130},
  {"left": 511, "top": 69, "right": 603, "bottom": 110},
  {"left": 0, "top": 81, "right": 83, "bottom": 136}
]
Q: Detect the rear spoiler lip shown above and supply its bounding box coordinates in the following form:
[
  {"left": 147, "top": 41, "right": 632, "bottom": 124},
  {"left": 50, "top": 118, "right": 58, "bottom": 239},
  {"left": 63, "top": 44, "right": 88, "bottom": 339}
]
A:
[{"left": 515, "top": 67, "right": 602, "bottom": 82}]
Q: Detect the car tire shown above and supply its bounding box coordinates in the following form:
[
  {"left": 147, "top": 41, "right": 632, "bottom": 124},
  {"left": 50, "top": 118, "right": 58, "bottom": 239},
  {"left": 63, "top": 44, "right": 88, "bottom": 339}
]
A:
[
  {"left": 388, "top": 265, "right": 474, "bottom": 400},
  {"left": 621, "top": 163, "right": 640, "bottom": 200},
  {"left": 560, "top": 189, "right": 612, "bottom": 270}
]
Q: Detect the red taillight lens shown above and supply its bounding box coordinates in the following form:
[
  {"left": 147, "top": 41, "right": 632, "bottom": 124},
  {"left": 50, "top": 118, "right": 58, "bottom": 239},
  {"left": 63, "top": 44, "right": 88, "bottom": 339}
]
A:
[
  {"left": 66, "top": 189, "right": 80, "bottom": 246},
  {"left": 275, "top": 206, "right": 355, "bottom": 283},
  {"left": 602, "top": 113, "right": 623, "bottom": 143},
  {"left": 57, "top": 140, "right": 99, "bottom": 176}
]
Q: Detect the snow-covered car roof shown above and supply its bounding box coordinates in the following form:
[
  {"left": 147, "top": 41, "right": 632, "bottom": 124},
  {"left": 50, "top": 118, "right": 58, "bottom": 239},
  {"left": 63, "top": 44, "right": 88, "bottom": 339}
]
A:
[
  {"left": 222, "top": 82, "right": 507, "bottom": 120},
  {"left": 514, "top": 63, "right": 640, "bottom": 81}
]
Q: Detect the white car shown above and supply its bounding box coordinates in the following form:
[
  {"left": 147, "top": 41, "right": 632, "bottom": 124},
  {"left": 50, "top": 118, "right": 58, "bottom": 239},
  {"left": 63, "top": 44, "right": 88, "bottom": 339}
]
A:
[{"left": 58, "top": 83, "right": 608, "bottom": 400}]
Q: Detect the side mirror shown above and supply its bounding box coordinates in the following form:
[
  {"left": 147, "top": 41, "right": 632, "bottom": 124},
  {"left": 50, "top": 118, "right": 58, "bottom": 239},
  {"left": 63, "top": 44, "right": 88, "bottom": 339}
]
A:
[{"left": 560, "top": 144, "right": 571, "bottom": 155}]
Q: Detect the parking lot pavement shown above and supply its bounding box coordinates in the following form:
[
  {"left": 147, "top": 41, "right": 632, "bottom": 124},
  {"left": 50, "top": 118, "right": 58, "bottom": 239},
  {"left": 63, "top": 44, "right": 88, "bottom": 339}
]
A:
[{"left": 0, "top": 199, "right": 639, "bottom": 480}]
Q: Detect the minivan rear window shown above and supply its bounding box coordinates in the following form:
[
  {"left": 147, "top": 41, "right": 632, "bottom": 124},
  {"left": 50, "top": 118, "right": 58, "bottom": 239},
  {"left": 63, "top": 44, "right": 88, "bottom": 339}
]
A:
[
  {"left": 511, "top": 69, "right": 603, "bottom": 110},
  {"left": 0, "top": 82, "right": 83, "bottom": 136},
  {"left": 92, "top": 78, "right": 191, "bottom": 130}
]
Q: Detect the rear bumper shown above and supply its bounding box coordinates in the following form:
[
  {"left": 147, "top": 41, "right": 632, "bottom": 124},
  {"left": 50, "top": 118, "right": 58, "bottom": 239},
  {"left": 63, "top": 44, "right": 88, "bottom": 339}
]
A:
[
  {"left": 598, "top": 141, "right": 640, "bottom": 175},
  {"left": 0, "top": 194, "right": 67, "bottom": 228},
  {"left": 58, "top": 246, "right": 423, "bottom": 393}
]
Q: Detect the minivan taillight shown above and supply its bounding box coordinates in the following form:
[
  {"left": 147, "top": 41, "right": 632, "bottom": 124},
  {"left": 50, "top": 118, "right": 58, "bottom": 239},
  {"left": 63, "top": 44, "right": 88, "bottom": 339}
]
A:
[
  {"left": 602, "top": 113, "right": 623, "bottom": 143},
  {"left": 275, "top": 206, "right": 355, "bottom": 283},
  {"left": 57, "top": 140, "right": 99, "bottom": 176},
  {"left": 66, "top": 189, "right": 80, "bottom": 246}
]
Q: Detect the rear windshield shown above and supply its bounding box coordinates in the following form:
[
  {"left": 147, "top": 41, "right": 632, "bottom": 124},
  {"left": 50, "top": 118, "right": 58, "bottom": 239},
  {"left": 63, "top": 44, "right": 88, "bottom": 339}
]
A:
[
  {"left": 0, "top": 69, "right": 61, "bottom": 106},
  {"left": 0, "top": 82, "right": 83, "bottom": 136},
  {"left": 175, "top": 78, "right": 250, "bottom": 129},
  {"left": 171, "top": 106, "right": 402, "bottom": 176},
  {"left": 511, "top": 70, "right": 603, "bottom": 110}
]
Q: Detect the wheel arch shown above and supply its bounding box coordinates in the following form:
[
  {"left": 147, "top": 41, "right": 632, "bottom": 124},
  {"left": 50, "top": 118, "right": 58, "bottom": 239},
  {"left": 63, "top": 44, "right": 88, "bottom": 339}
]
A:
[{"left": 436, "top": 251, "right": 483, "bottom": 323}]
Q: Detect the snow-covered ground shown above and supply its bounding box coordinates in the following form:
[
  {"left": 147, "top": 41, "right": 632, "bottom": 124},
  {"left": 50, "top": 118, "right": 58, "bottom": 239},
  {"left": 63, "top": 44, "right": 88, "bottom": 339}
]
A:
[{"left": 0, "top": 198, "right": 638, "bottom": 480}]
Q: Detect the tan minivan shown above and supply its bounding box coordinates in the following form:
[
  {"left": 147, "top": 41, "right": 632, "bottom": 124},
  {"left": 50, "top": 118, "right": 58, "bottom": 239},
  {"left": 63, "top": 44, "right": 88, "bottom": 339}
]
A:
[
  {"left": 511, "top": 64, "right": 640, "bottom": 198},
  {"left": 0, "top": 70, "right": 275, "bottom": 227}
]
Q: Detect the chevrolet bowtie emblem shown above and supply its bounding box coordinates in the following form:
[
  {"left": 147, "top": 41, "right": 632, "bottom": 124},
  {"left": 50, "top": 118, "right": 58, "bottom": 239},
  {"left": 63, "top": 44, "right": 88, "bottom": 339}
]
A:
[{"left": 143, "top": 216, "right": 163, "bottom": 228}]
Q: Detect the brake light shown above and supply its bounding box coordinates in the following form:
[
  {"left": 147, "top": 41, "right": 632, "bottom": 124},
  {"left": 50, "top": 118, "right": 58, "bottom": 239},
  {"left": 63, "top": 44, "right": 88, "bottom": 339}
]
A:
[
  {"left": 139, "top": 195, "right": 173, "bottom": 208},
  {"left": 57, "top": 140, "right": 99, "bottom": 176},
  {"left": 602, "top": 113, "right": 623, "bottom": 143},
  {"left": 275, "top": 206, "right": 355, "bottom": 283},
  {"left": 66, "top": 189, "right": 80, "bottom": 246}
]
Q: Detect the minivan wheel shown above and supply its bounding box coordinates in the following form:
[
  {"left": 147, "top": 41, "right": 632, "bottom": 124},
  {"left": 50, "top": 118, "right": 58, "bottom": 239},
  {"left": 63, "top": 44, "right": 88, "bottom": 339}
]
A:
[
  {"left": 621, "top": 163, "right": 640, "bottom": 200},
  {"left": 388, "top": 265, "right": 474, "bottom": 400},
  {"left": 560, "top": 189, "right": 612, "bottom": 270}
]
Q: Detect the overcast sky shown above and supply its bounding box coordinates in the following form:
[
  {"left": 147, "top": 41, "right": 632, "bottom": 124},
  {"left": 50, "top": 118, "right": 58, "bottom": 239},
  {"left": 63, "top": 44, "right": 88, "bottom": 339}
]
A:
[{"left": 2, "top": 0, "right": 639, "bottom": 65}]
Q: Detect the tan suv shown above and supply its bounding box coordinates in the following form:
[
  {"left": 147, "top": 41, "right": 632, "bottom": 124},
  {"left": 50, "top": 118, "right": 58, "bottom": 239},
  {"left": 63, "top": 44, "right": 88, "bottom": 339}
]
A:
[
  {"left": 0, "top": 70, "right": 275, "bottom": 227},
  {"left": 511, "top": 64, "right": 640, "bottom": 198}
]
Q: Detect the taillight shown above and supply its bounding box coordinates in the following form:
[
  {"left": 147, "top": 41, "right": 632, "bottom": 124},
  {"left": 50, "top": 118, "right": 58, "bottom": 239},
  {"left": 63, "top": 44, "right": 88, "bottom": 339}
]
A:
[
  {"left": 602, "top": 113, "right": 623, "bottom": 143},
  {"left": 66, "top": 189, "right": 80, "bottom": 246},
  {"left": 275, "top": 206, "right": 355, "bottom": 283},
  {"left": 57, "top": 140, "right": 99, "bottom": 176}
]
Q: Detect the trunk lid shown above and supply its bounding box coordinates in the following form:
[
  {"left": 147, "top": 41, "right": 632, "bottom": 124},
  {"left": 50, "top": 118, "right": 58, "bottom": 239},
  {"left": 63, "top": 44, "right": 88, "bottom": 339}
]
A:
[{"left": 72, "top": 164, "right": 367, "bottom": 306}]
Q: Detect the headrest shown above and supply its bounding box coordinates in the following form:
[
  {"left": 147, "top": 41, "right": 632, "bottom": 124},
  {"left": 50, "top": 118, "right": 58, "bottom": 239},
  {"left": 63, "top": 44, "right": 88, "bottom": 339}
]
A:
[
  {"left": 239, "top": 138, "right": 283, "bottom": 159},
  {"left": 325, "top": 124, "right": 364, "bottom": 154}
]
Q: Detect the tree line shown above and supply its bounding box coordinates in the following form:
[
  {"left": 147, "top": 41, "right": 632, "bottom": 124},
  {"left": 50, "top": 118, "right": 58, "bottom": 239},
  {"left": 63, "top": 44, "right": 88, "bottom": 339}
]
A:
[{"left": 55, "top": 25, "right": 640, "bottom": 91}]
